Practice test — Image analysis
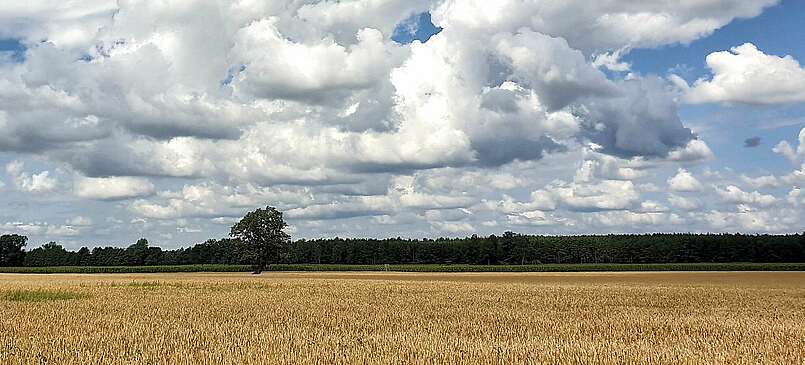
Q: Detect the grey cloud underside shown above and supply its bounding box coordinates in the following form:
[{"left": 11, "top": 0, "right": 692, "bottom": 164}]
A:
[
  {"left": 581, "top": 78, "right": 695, "bottom": 158},
  {"left": 472, "top": 135, "right": 566, "bottom": 167}
]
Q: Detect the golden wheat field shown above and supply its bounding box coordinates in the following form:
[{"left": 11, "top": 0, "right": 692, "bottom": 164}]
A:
[{"left": 1, "top": 272, "right": 804, "bottom": 365}]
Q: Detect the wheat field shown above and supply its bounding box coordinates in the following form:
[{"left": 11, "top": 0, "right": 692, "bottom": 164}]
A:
[{"left": 1, "top": 272, "right": 804, "bottom": 364}]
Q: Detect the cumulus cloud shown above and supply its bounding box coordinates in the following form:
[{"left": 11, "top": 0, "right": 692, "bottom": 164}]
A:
[
  {"left": 575, "top": 149, "right": 646, "bottom": 182},
  {"left": 666, "top": 139, "right": 715, "bottom": 162},
  {"left": 73, "top": 176, "right": 155, "bottom": 201},
  {"left": 0, "top": 0, "right": 725, "bottom": 185},
  {"left": 284, "top": 198, "right": 393, "bottom": 221},
  {"left": 668, "top": 169, "right": 703, "bottom": 192},
  {"left": 788, "top": 188, "right": 804, "bottom": 206},
  {"left": 683, "top": 43, "right": 805, "bottom": 105},
  {"left": 716, "top": 185, "right": 777, "bottom": 207},
  {"left": 232, "top": 22, "right": 398, "bottom": 103},
  {"left": 0, "top": 221, "right": 82, "bottom": 238},
  {"left": 580, "top": 76, "right": 695, "bottom": 158},
  {"left": 668, "top": 195, "right": 701, "bottom": 211},
  {"left": 0, "top": 0, "right": 799, "bottom": 241},
  {"left": 592, "top": 48, "right": 631, "bottom": 72},
  {"left": 505, "top": 210, "right": 566, "bottom": 227},
  {"left": 66, "top": 216, "right": 93, "bottom": 226},
  {"left": 703, "top": 209, "right": 790, "bottom": 233},
  {"left": 591, "top": 211, "right": 684, "bottom": 228},
  {"left": 5, "top": 160, "right": 58, "bottom": 193},
  {"left": 781, "top": 164, "right": 805, "bottom": 186},
  {"left": 0, "top": 1, "right": 117, "bottom": 48},
  {"left": 740, "top": 174, "right": 780, "bottom": 189},
  {"left": 130, "top": 183, "right": 314, "bottom": 220},
  {"left": 774, "top": 127, "right": 805, "bottom": 163},
  {"left": 430, "top": 221, "right": 475, "bottom": 234},
  {"left": 431, "top": 0, "right": 777, "bottom": 51},
  {"left": 532, "top": 180, "right": 640, "bottom": 212}
]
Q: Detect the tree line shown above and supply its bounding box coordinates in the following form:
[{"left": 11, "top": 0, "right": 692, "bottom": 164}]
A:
[{"left": 3, "top": 231, "right": 804, "bottom": 268}]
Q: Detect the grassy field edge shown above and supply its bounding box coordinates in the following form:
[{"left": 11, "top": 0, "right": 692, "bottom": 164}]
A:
[{"left": 1, "top": 262, "right": 804, "bottom": 273}]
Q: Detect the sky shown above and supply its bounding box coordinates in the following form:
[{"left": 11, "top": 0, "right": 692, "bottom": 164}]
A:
[{"left": 1, "top": 0, "right": 805, "bottom": 249}]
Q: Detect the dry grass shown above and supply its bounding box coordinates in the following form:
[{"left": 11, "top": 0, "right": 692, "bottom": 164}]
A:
[{"left": 1, "top": 272, "right": 804, "bottom": 364}]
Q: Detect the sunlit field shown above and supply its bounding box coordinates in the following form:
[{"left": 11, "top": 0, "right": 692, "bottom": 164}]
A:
[{"left": 1, "top": 272, "right": 804, "bottom": 364}]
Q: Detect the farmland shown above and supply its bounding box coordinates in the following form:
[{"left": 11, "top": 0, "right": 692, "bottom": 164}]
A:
[{"left": 2, "top": 272, "right": 804, "bottom": 364}]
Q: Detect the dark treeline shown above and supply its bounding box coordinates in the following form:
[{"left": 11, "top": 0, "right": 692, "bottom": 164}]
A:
[
  {"left": 2, "top": 232, "right": 805, "bottom": 267},
  {"left": 17, "top": 238, "right": 248, "bottom": 267}
]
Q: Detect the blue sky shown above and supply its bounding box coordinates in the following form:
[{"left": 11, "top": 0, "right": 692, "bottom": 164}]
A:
[
  {"left": 392, "top": 12, "right": 443, "bottom": 44},
  {"left": 0, "top": 38, "right": 25, "bottom": 62},
  {"left": 625, "top": 0, "right": 805, "bottom": 176},
  {"left": 1, "top": 1, "right": 804, "bottom": 248},
  {"left": 628, "top": 1, "right": 805, "bottom": 77}
]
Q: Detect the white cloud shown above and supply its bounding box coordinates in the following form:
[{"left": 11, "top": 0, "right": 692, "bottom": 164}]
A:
[
  {"left": 668, "top": 168, "right": 703, "bottom": 192},
  {"left": 232, "top": 22, "right": 398, "bottom": 102},
  {"left": 536, "top": 180, "right": 640, "bottom": 212},
  {"left": 431, "top": 221, "right": 475, "bottom": 234},
  {"left": 637, "top": 183, "right": 661, "bottom": 193},
  {"left": 5, "top": 160, "right": 59, "bottom": 193},
  {"left": 668, "top": 195, "right": 701, "bottom": 211},
  {"left": 0, "top": 0, "right": 800, "bottom": 241},
  {"left": 575, "top": 151, "right": 645, "bottom": 182},
  {"left": 684, "top": 43, "right": 805, "bottom": 105},
  {"left": 0, "top": 221, "right": 82, "bottom": 238},
  {"left": 788, "top": 188, "right": 804, "bottom": 206},
  {"left": 284, "top": 197, "right": 392, "bottom": 221},
  {"left": 1, "top": 0, "right": 729, "bottom": 185},
  {"left": 774, "top": 127, "right": 805, "bottom": 163},
  {"left": 431, "top": 0, "right": 777, "bottom": 51},
  {"left": 592, "top": 48, "right": 631, "bottom": 72},
  {"left": 73, "top": 176, "right": 155, "bottom": 201},
  {"left": 716, "top": 185, "right": 777, "bottom": 207},
  {"left": 506, "top": 210, "right": 566, "bottom": 227},
  {"left": 592, "top": 211, "right": 684, "bottom": 228},
  {"left": 0, "top": 1, "right": 117, "bottom": 48},
  {"left": 781, "top": 164, "right": 805, "bottom": 186},
  {"left": 66, "top": 216, "right": 93, "bottom": 226},
  {"left": 491, "top": 192, "right": 558, "bottom": 215},
  {"left": 703, "top": 209, "right": 790, "bottom": 233},
  {"left": 130, "top": 183, "right": 314, "bottom": 220},
  {"left": 639, "top": 200, "right": 669, "bottom": 213},
  {"left": 740, "top": 174, "right": 780, "bottom": 189},
  {"left": 667, "top": 140, "right": 715, "bottom": 162}
]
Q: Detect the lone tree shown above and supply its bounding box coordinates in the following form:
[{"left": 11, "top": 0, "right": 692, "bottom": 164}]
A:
[
  {"left": 230, "top": 206, "right": 290, "bottom": 274},
  {"left": 0, "top": 234, "right": 27, "bottom": 267}
]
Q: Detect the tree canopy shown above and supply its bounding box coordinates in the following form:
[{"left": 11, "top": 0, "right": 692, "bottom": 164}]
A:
[
  {"left": 0, "top": 234, "right": 27, "bottom": 266},
  {"left": 230, "top": 206, "right": 291, "bottom": 273}
]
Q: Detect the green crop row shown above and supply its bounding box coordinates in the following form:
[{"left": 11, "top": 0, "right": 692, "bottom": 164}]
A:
[{"left": 268, "top": 263, "right": 805, "bottom": 272}]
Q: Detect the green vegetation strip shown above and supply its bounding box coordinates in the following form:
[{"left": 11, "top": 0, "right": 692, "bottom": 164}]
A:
[
  {"left": 272, "top": 263, "right": 805, "bottom": 272},
  {"left": 1, "top": 263, "right": 804, "bottom": 273},
  {"left": 3, "top": 290, "right": 87, "bottom": 302}
]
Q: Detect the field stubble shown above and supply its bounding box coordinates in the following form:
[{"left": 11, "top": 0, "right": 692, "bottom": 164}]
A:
[{"left": 1, "top": 272, "right": 804, "bottom": 364}]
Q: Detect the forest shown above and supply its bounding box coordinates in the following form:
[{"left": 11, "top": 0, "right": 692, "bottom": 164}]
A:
[{"left": 2, "top": 232, "right": 804, "bottom": 267}]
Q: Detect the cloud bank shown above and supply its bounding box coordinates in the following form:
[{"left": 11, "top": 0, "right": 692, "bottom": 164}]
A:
[{"left": 1, "top": 0, "right": 803, "bottom": 245}]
